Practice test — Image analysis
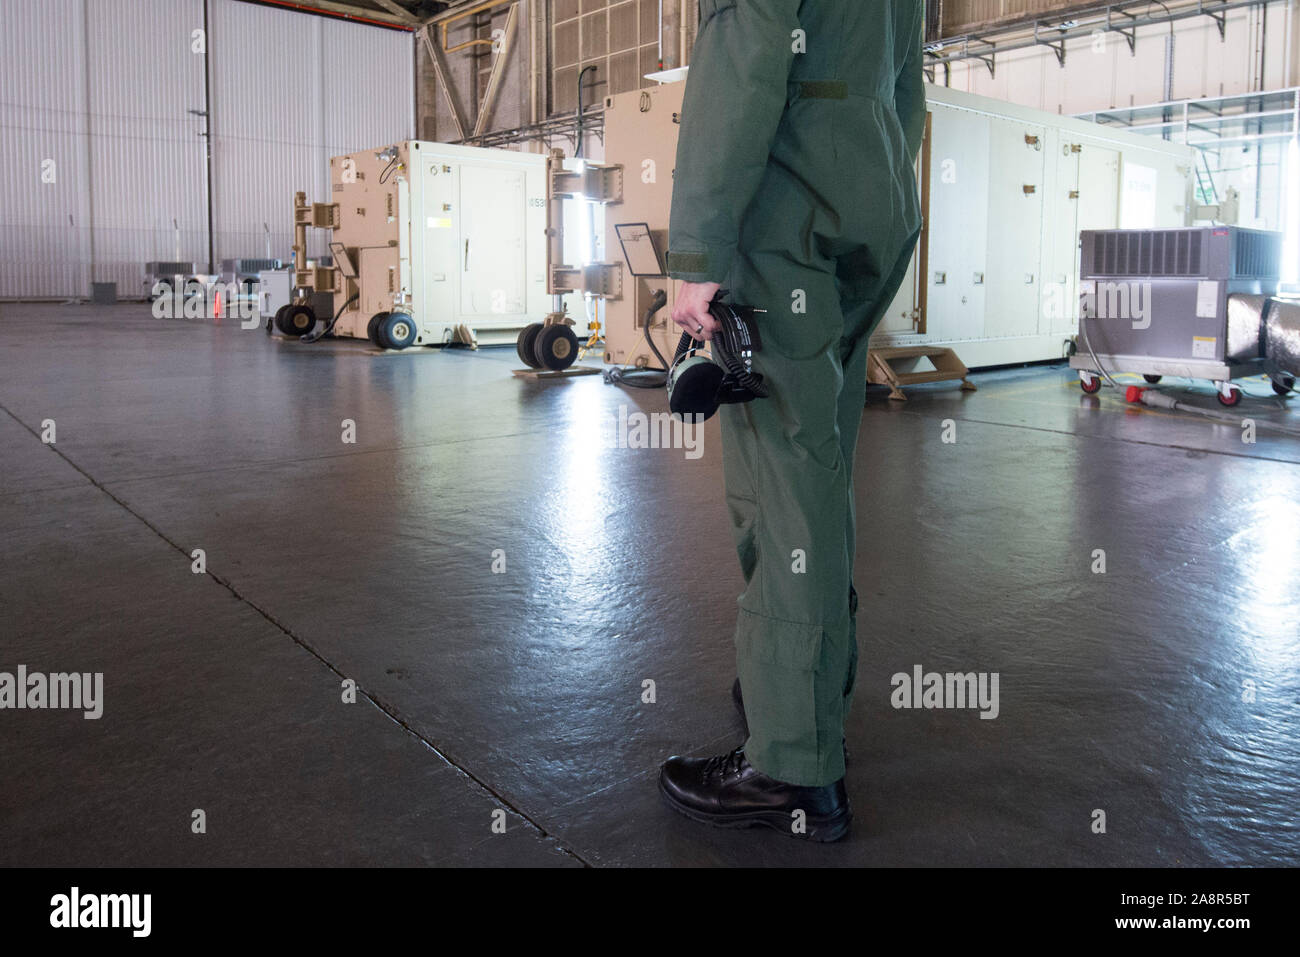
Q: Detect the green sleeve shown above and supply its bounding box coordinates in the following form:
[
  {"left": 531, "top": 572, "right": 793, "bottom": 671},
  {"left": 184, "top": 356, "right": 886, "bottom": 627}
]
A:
[
  {"left": 667, "top": 0, "right": 803, "bottom": 284},
  {"left": 895, "top": 4, "right": 927, "bottom": 162}
]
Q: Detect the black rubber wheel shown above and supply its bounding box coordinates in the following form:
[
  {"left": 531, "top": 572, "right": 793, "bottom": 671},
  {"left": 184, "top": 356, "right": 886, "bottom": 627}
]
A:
[
  {"left": 1080, "top": 374, "right": 1102, "bottom": 395},
  {"left": 534, "top": 324, "right": 579, "bottom": 372},
  {"left": 516, "top": 323, "right": 544, "bottom": 368},
  {"left": 1143, "top": 374, "right": 1163, "bottom": 384},
  {"left": 368, "top": 312, "right": 391, "bottom": 348},
  {"left": 1272, "top": 375, "right": 1296, "bottom": 396},
  {"left": 380, "top": 312, "right": 417, "bottom": 351},
  {"left": 273, "top": 305, "right": 296, "bottom": 335},
  {"left": 278, "top": 304, "right": 317, "bottom": 337},
  {"left": 1217, "top": 386, "right": 1242, "bottom": 407}
]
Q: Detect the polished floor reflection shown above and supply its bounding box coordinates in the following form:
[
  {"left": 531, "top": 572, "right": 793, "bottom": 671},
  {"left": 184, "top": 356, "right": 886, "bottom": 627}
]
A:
[{"left": 1, "top": 303, "right": 1297, "bottom": 866}]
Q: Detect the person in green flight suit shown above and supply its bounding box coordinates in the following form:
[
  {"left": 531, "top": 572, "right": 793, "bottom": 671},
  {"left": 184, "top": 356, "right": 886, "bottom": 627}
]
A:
[{"left": 658, "top": 0, "right": 927, "bottom": 842}]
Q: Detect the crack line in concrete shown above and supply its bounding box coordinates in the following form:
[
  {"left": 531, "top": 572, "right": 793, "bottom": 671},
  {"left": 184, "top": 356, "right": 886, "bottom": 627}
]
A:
[
  {"left": 896, "top": 407, "right": 1300, "bottom": 467},
  {"left": 0, "top": 400, "right": 593, "bottom": 868}
]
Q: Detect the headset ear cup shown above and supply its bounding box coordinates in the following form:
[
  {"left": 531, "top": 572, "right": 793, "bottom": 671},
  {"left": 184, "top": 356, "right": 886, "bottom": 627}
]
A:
[{"left": 668, "top": 356, "right": 725, "bottom": 421}]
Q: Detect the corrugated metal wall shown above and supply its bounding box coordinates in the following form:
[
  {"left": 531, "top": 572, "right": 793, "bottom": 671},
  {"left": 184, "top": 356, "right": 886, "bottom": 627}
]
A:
[
  {"left": 0, "top": 0, "right": 413, "bottom": 299},
  {"left": 90, "top": 0, "right": 208, "bottom": 297}
]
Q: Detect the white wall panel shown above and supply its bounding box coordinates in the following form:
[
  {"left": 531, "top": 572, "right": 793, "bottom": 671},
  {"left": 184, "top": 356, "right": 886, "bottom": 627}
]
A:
[
  {"left": 87, "top": 0, "right": 207, "bottom": 295},
  {"left": 0, "top": 0, "right": 413, "bottom": 299},
  {"left": 0, "top": 0, "right": 94, "bottom": 296},
  {"left": 210, "top": 1, "right": 413, "bottom": 267},
  {"left": 940, "top": 6, "right": 1297, "bottom": 229},
  {"left": 945, "top": 8, "right": 1292, "bottom": 114}
]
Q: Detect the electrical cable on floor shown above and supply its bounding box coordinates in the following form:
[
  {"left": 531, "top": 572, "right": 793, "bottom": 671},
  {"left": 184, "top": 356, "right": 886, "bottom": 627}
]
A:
[
  {"left": 1079, "top": 327, "right": 1123, "bottom": 389},
  {"left": 1078, "top": 330, "right": 1300, "bottom": 434},
  {"left": 302, "top": 292, "right": 358, "bottom": 343},
  {"left": 1126, "top": 383, "right": 1300, "bottom": 437},
  {"left": 605, "top": 289, "right": 671, "bottom": 389}
]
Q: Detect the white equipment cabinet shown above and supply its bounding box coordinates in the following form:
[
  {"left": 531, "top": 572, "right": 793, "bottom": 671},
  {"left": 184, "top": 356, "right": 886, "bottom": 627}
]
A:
[
  {"left": 874, "top": 86, "right": 1194, "bottom": 368},
  {"left": 325, "top": 140, "right": 550, "bottom": 349},
  {"left": 257, "top": 269, "right": 292, "bottom": 320}
]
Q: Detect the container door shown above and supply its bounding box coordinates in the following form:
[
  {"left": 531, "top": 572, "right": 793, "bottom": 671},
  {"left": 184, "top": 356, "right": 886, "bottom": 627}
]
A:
[
  {"left": 983, "top": 118, "right": 1046, "bottom": 339},
  {"left": 1045, "top": 141, "right": 1081, "bottom": 335},
  {"left": 925, "top": 105, "right": 990, "bottom": 342},
  {"left": 1078, "top": 145, "right": 1120, "bottom": 232},
  {"left": 459, "top": 164, "right": 526, "bottom": 317}
]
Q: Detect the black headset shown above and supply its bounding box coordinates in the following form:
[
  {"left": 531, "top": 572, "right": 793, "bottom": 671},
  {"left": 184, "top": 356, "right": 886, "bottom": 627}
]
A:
[{"left": 666, "top": 299, "right": 768, "bottom": 421}]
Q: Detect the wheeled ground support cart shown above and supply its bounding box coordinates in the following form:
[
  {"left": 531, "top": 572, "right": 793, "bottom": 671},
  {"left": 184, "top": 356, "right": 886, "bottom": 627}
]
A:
[{"left": 1070, "top": 226, "right": 1295, "bottom": 406}]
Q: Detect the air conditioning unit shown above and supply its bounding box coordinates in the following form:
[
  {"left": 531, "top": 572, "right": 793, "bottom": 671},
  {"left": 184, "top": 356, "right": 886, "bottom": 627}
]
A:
[{"left": 1069, "top": 226, "right": 1291, "bottom": 404}]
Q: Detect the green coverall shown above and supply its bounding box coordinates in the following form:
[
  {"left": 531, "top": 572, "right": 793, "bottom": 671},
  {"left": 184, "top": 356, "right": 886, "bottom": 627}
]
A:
[{"left": 666, "top": 0, "right": 927, "bottom": 787}]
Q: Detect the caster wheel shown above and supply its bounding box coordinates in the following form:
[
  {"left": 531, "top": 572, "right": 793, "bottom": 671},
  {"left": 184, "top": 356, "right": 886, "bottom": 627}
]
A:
[
  {"left": 534, "top": 324, "right": 578, "bottom": 371},
  {"left": 380, "top": 312, "right": 417, "bottom": 351},
  {"left": 368, "top": 312, "right": 390, "bottom": 348},
  {"left": 516, "top": 323, "right": 544, "bottom": 369},
  {"left": 1217, "top": 386, "right": 1242, "bottom": 407},
  {"left": 1080, "top": 373, "right": 1102, "bottom": 395},
  {"left": 1272, "top": 375, "right": 1296, "bottom": 396},
  {"left": 1143, "top": 374, "right": 1163, "bottom": 384}
]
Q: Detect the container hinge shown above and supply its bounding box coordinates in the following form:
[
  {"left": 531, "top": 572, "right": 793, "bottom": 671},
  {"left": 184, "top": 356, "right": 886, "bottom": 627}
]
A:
[{"left": 550, "top": 262, "right": 623, "bottom": 299}]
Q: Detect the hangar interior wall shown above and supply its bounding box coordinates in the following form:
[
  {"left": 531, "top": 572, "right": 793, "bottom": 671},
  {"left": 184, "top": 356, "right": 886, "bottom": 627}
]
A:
[
  {"left": 938, "top": 3, "right": 1300, "bottom": 230},
  {"left": 0, "top": 0, "right": 414, "bottom": 299}
]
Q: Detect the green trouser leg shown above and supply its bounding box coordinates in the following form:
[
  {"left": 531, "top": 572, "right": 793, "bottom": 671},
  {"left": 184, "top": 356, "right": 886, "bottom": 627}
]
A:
[
  {"left": 723, "top": 232, "right": 920, "bottom": 787},
  {"left": 833, "top": 240, "right": 917, "bottom": 721},
  {"left": 721, "top": 243, "right": 856, "bottom": 787}
]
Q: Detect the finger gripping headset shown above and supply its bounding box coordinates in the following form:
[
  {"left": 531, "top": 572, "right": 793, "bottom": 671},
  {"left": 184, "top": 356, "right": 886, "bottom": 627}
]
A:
[{"left": 666, "top": 299, "right": 768, "bottom": 421}]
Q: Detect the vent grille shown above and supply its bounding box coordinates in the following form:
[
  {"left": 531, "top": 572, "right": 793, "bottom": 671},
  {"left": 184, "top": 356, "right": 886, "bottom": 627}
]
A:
[
  {"left": 227, "top": 258, "right": 279, "bottom": 274},
  {"left": 145, "top": 261, "right": 197, "bottom": 275},
  {"left": 1233, "top": 231, "right": 1281, "bottom": 278},
  {"left": 1093, "top": 230, "right": 1202, "bottom": 277}
]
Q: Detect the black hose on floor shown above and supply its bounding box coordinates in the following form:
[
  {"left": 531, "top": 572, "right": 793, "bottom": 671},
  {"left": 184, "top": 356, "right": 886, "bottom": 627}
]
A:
[
  {"left": 605, "top": 289, "right": 671, "bottom": 389},
  {"left": 303, "top": 293, "right": 358, "bottom": 343}
]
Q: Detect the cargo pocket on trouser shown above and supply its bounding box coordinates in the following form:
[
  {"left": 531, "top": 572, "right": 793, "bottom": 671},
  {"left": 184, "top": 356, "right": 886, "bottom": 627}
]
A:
[{"left": 735, "top": 607, "right": 847, "bottom": 787}]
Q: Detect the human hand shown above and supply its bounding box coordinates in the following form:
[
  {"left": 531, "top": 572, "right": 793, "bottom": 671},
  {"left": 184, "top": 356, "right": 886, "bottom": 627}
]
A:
[{"left": 671, "top": 281, "right": 722, "bottom": 341}]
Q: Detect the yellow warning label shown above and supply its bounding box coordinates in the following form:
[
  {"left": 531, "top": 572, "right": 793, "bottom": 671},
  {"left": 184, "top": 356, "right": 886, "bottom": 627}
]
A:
[{"left": 426, "top": 217, "right": 452, "bottom": 229}]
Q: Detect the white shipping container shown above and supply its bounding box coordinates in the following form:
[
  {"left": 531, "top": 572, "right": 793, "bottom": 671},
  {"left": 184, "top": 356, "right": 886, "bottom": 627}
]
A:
[{"left": 325, "top": 141, "right": 551, "bottom": 348}]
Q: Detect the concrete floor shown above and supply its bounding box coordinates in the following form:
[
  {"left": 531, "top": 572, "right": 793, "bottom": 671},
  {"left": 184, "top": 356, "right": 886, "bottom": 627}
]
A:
[{"left": 1, "top": 302, "right": 1298, "bottom": 867}]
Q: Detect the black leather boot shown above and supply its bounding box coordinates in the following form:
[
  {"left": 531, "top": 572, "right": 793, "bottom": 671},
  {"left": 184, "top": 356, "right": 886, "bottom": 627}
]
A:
[
  {"left": 659, "top": 747, "right": 851, "bottom": 842},
  {"left": 732, "top": 678, "right": 850, "bottom": 765}
]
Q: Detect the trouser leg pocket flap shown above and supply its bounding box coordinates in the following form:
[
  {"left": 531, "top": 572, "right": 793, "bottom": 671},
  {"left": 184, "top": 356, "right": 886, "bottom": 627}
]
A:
[{"left": 735, "top": 608, "right": 824, "bottom": 671}]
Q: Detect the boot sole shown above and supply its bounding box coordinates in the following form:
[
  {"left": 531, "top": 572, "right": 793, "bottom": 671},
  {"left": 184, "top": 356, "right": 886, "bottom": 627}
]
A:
[{"left": 658, "top": 781, "right": 852, "bottom": 843}]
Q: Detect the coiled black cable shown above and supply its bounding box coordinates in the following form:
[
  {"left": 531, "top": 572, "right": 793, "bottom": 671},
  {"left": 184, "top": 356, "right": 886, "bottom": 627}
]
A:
[
  {"left": 670, "top": 301, "right": 769, "bottom": 399},
  {"left": 302, "top": 292, "right": 359, "bottom": 343},
  {"left": 605, "top": 289, "right": 672, "bottom": 388}
]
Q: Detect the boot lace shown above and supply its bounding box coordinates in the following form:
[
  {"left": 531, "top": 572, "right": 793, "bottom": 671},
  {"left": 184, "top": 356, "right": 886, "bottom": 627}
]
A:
[{"left": 703, "top": 747, "right": 747, "bottom": 781}]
